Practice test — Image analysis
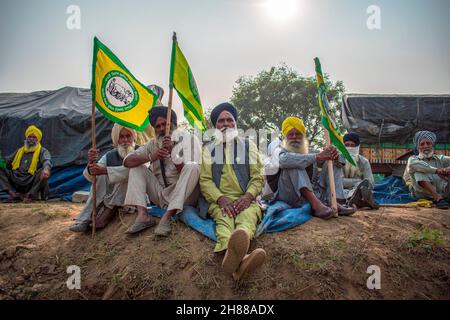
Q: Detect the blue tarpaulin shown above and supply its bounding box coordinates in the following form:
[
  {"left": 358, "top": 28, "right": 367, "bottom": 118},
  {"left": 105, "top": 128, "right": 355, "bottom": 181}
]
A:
[
  {"left": 49, "top": 166, "right": 90, "bottom": 201},
  {"left": 256, "top": 201, "right": 313, "bottom": 236},
  {"left": 147, "top": 202, "right": 313, "bottom": 241},
  {"left": 148, "top": 206, "right": 217, "bottom": 241},
  {"left": 373, "top": 176, "right": 419, "bottom": 204}
]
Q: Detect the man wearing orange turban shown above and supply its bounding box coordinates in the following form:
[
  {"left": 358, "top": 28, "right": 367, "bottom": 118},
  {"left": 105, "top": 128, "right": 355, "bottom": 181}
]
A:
[{"left": 0, "top": 125, "right": 52, "bottom": 202}]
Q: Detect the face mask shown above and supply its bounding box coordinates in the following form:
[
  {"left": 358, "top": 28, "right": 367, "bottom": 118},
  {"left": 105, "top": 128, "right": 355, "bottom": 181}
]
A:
[{"left": 346, "top": 146, "right": 360, "bottom": 158}]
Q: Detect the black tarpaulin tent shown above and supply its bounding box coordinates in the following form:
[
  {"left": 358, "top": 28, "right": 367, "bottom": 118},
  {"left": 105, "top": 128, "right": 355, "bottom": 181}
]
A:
[
  {"left": 342, "top": 94, "right": 450, "bottom": 145},
  {"left": 0, "top": 86, "right": 114, "bottom": 166}
]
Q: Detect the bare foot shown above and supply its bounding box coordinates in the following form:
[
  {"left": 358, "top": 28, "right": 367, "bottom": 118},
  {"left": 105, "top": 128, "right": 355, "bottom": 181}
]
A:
[{"left": 312, "top": 203, "right": 334, "bottom": 219}]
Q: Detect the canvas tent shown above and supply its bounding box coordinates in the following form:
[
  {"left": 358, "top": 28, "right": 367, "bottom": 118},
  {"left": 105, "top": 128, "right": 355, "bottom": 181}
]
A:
[
  {"left": 0, "top": 87, "right": 114, "bottom": 167},
  {"left": 342, "top": 94, "right": 450, "bottom": 145}
]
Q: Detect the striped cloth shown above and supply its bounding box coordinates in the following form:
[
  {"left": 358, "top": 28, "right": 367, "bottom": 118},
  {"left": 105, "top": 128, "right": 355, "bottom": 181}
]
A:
[{"left": 414, "top": 131, "right": 437, "bottom": 147}]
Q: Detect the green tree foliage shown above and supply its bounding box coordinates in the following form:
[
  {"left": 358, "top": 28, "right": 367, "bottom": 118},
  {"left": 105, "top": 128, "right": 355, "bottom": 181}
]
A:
[{"left": 230, "top": 64, "right": 345, "bottom": 147}]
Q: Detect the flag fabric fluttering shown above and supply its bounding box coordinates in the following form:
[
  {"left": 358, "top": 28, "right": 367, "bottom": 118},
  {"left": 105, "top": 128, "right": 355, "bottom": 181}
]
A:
[
  {"left": 91, "top": 37, "right": 157, "bottom": 131},
  {"left": 314, "top": 57, "right": 356, "bottom": 166},
  {"left": 169, "top": 34, "right": 207, "bottom": 131}
]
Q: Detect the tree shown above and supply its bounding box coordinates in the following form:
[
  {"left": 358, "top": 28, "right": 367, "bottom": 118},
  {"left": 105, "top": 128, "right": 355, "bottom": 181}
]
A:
[{"left": 230, "top": 64, "right": 345, "bottom": 148}]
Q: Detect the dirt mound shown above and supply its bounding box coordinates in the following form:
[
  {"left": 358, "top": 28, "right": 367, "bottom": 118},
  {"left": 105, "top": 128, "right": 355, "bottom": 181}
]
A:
[{"left": 0, "top": 202, "right": 449, "bottom": 300}]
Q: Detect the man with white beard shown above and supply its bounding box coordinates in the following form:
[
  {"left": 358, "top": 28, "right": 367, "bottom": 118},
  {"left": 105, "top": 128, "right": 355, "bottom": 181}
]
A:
[
  {"left": 200, "top": 102, "right": 266, "bottom": 281},
  {"left": 69, "top": 124, "right": 138, "bottom": 232},
  {"left": 342, "top": 132, "right": 378, "bottom": 209},
  {"left": 123, "top": 106, "right": 201, "bottom": 236},
  {"left": 265, "top": 117, "right": 356, "bottom": 219},
  {"left": 404, "top": 131, "right": 450, "bottom": 209},
  {"left": 0, "top": 125, "right": 52, "bottom": 202}
]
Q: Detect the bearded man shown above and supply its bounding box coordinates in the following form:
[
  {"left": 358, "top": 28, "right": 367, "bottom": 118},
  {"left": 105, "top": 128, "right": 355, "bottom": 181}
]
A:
[
  {"left": 200, "top": 102, "right": 266, "bottom": 281},
  {"left": 69, "top": 124, "right": 138, "bottom": 232},
  {"left": 0, "top": 125, "right": 52, "bottom": 202},
  {"left": 404, "top": 131, "right": 450, "bottom": 209},
  {"left": 342, "top": 132, "right": 378, "bottom": 209},
  {"left": 265, "top": 117, "right": 356, "bottom": 219},
  {"left": 123, "top": 106, "right": 201, "bottom": 236}
]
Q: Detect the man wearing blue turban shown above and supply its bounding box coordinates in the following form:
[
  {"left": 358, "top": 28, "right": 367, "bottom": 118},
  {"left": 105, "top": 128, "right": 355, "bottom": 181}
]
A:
[{"left": 123, "top": 106, "right": 202, "bottom": 235}]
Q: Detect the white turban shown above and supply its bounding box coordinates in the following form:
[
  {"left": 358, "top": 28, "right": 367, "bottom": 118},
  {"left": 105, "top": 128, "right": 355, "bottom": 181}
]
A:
[{"left": 111, "top": 124, "right": 137, "bottom": 147}]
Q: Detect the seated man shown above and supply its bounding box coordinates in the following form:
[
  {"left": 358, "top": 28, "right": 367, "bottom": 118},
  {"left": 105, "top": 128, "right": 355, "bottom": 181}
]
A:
[
  {"left": 404, "top": 131, "right": 450, "bottom": 209},
  {"left": 124, "top": 106, "right": 201, "bottom": 236},
  {"left": 0, "top": 125, "right": 52, "bottom": 202},
  {"left": 200, "top": 102, "right": 266, "bottom": 281},
  {"left": 265, "top": 117, "right": 356, "bottom": 219},
  {"left": 69, "top": 124, "right": 138, "bottom": 232},
  {"left": 342, "top": 132, "right": 378, "bottom": 209}
]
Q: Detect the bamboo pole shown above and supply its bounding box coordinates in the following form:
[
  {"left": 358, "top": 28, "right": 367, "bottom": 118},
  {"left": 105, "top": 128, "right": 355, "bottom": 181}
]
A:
[
  {"left": 91, "top": 100, "right": 97, "bottom": 237},
  {"left": 165, "top": 32, "right": 177, "bottom": 137},
  {"left": 324, "top": 130, "right": 338, "bottom": 216},
  {"left": 165, "top": 87, "right": 174, "bottom": 137}
]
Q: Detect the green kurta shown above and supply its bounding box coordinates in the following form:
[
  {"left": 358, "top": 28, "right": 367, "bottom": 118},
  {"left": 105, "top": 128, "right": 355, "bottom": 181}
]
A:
[{"left": 200, "top": 139, "right": 264, "bottom": 252}]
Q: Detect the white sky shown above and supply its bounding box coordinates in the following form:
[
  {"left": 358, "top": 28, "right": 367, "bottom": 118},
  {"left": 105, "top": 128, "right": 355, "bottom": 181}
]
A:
[{"left": 0, "top": 0, "right": 449, "bottom": 119}]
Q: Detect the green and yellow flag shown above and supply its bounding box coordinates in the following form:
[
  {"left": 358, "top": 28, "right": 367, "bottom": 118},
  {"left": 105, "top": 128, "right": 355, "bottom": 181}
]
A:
[
  {"left": 169, "top": 34, "right": 207, "bottom": 131},
  {"left": 314, "top": 57, "right": 356, "bottom": 166},
  {"left": 91, "top": 37, "right": 157, "bottom": 131}
]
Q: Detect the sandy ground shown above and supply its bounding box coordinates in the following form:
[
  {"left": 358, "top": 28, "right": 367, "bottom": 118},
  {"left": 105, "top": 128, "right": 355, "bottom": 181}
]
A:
[{"left": 0, "top": 201, "right": 449, "bottom": 300}]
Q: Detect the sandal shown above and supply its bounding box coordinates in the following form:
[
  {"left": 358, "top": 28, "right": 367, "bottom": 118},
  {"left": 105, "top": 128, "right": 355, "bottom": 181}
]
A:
[
  {"left": 154, "top": 221, "right": 172, "bottom": 237},
  {"left": 126, "top": 217, "right": 157, "bottom": 234},
  {"left": 222, "top": 229, "right": 250, "bottom": 274}
]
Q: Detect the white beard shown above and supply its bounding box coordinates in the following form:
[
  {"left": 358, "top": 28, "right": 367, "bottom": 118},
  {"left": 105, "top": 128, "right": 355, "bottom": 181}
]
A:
[
  {"left": 117, "top": 143, "right": 135, "bottom": 159},
  {"left": 213, "top": 127, "right": 238, "bottom": 144},
  {"left": 24, "top": 140, "right": 38, "bottom": 152},
  {"left": 222, "top": 128, "right": 238, "bottom": 143},
  {"left": 418, "top": 149, "right": 434, "bottom": 160},
  {"left": 281, "top": 138, "right": 309, "bottom": 154}
]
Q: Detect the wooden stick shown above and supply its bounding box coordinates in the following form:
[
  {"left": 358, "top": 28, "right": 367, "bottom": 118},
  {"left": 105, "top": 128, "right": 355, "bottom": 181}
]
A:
[
  {"left": 91, "top": 100, "right": 97, "bottom": 237},
  {"left": 165, "top": 32, "right": 177, "bottom": 137},
  {"left": 324, "top": 130, "right": 338, "bottom": 216},
  {"left": 165, "top": 87, "right": 174, "bottom": 137}
]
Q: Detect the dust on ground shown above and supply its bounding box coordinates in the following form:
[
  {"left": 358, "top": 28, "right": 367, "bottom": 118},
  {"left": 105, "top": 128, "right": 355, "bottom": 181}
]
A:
[{"left": 0, "top": 202, "right": 449, "bottom": 300}]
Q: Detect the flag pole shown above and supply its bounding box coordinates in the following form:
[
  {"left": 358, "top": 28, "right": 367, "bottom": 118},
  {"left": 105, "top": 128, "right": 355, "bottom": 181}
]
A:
[
  {"left": 165, "top": 32, "right": 177, "bottom": 137},
  {"left": 91, "top": 100, "right": 97, "bottom": 237},
  {"left": 314, "top": 57, "right": 338, "bottom": 217},
  {"left": 324, "top": 130, "right": 339, "bottom": 216}
]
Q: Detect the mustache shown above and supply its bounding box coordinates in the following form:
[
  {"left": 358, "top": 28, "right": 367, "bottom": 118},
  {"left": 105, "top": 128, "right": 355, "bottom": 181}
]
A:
[
  {"left": 26, "top": 140, "right": 37, "bottom": 146},
  {"left": 288, "top": 140, "right": 303, "bottom": 145},
  {"left": 25, "top": 140, "right": 38, "bottom": 147}
]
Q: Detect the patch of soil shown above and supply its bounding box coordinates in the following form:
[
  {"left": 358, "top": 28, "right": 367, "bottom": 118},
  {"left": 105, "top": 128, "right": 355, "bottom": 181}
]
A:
[{"left": 0, "top": 202, "right": 449, "bottom": 300}]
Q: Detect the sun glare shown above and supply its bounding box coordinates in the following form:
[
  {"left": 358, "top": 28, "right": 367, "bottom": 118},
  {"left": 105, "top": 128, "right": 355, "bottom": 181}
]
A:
[{"left": 265, "top": 0, "right": 300, "bottom": 22}]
